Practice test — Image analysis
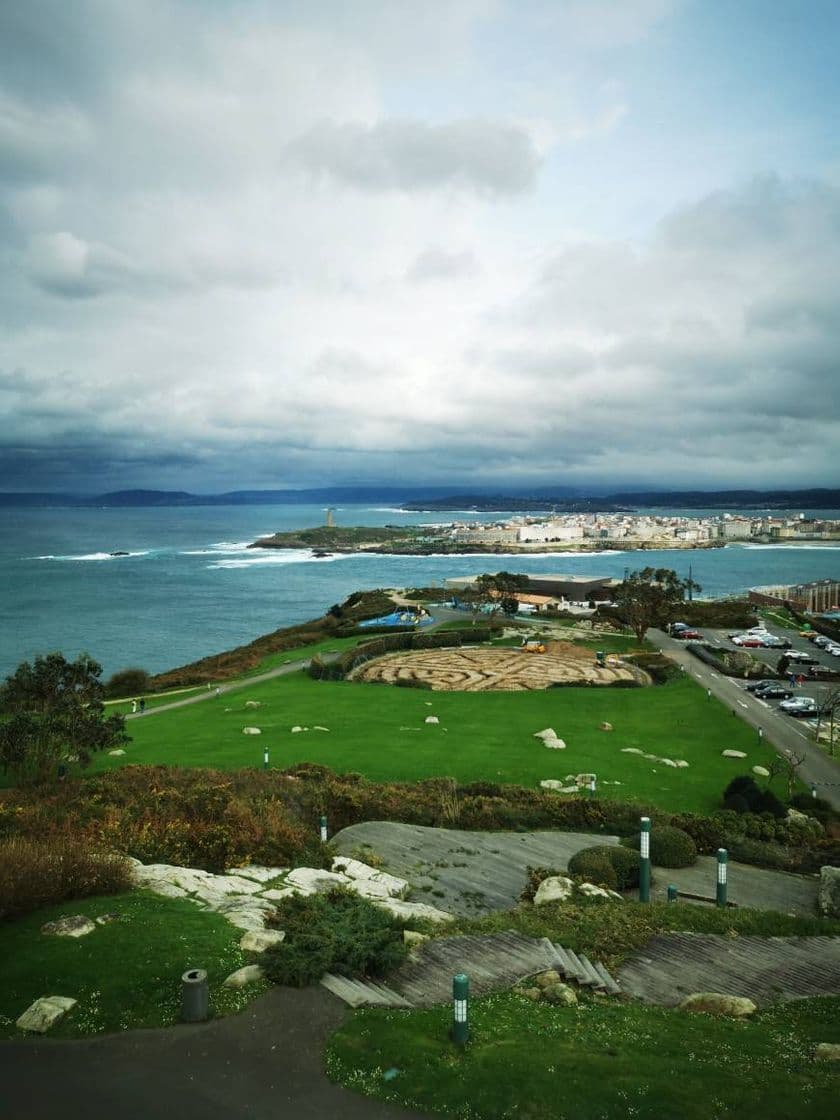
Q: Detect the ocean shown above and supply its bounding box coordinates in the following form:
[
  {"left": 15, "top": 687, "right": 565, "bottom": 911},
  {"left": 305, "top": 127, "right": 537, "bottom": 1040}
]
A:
[{"left": 1, "top": 504, "right": 839, "bottom": 680}]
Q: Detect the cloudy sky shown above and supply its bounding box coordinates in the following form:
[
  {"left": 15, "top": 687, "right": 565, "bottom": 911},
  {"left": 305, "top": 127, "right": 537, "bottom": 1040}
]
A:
[{"left": 2, "top": 0, "right": 838, "bottom": 493}]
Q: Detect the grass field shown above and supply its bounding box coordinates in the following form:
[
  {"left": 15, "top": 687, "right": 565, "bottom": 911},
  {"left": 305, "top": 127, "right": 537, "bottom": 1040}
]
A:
[
  {"left": 0, "top": 891, "right": 266, "bottom": 1038},
  {"left": 95, "top": 670, "right": 780, "bottom": 814},
  {"left": 326, "top": 992, "right": 840, "bottom": 1120}
]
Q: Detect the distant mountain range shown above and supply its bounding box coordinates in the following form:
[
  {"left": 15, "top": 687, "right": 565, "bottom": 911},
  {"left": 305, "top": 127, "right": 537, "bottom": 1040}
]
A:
[{"left": 0, "top": 486, "right": 838, "bottom": 509}]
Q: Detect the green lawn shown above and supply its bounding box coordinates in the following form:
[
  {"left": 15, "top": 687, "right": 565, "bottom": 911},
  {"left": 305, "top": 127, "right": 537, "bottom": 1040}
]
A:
[
  {"left": 94, "top": 672, "right": 780, "bottom": 814},
  {"left": 0, "top": 891, "right": 267, "bottom": 1038},
  {"left": 326, "top": 992, "right": 840, "bottom": 1120}
]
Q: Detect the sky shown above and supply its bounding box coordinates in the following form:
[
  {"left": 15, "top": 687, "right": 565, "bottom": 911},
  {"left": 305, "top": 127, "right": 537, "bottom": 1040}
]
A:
[{"left": 1, "top": 0, "right": 839, "bottom": 494}]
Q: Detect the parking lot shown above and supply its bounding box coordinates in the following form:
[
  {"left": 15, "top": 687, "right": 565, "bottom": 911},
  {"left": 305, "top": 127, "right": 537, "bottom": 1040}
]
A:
[{"left": 681, "top": 622, "right": 838, "bottom": 731}]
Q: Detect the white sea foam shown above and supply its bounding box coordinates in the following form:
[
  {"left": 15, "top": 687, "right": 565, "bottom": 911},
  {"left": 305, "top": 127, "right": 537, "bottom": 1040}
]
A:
[
  {"left": 208, "top": 549, "right": 350, "bottom": 569},
  {"left": 36, "top": 551, "right": 151, "bottom": 561},
  {"left": 737, "top": 543, "right": 840, "bottom": 551}
]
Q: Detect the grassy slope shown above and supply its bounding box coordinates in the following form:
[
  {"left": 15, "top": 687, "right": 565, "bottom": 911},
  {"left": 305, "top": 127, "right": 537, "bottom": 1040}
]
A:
[
  {"left": 0, "top": 891, "right": 266, "bottom": 1038},
  {"left": 96, "top": 672, "right": 780, "bottom": 814},
  {"left": 327, "top": 993, "right": 840, "bottom": 1120}
]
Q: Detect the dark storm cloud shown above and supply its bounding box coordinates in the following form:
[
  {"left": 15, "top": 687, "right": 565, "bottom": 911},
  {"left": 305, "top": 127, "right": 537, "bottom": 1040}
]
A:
[{"left": 286, "top": 118, "right": 541, "bottom": 195}]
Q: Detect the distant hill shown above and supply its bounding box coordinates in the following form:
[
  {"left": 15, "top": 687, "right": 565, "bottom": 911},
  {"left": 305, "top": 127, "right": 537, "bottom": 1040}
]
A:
[{"left": 0, "top": 486, "right": 837, "bottom": 509}]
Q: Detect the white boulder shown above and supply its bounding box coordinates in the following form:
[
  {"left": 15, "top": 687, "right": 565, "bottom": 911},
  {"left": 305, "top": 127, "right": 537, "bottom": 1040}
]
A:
[
  {"left": 533, "top": 876, "right": 575, "bottom": 906},
  {"left": 40, "top": 915, "right": 97, "bottom": 938},
  {"left": 228, "top": 865, "right": 288, "bottom": 884},
  {"left": 242, "top": 727, "right": 261, "bottom": 735},
  {"left": 240, "top": 929, "right": 285, "bottom": 953},
  {"left": 16, "top": 996, "right": 77, "bottom": 1034},
  {"left": 331, "top": 858, "right": 408, "bottom": 898},
  {"left": 222, "top": 965, "right": 265, "bottom": 988},
  {"left": 425, "top": 715, "right": 439, "bottom": 724},
  {"left": 752, "top": 765, "right": 770, "bottom": 778},
  {"left": 374, "top": 897, "right": 454, "bottom": 924},
  {"left": 285, "top": 867, "right": 352, "bottom": 893},
  {"left": 722, "top": 750, "right": 747, "bottom": 759}
]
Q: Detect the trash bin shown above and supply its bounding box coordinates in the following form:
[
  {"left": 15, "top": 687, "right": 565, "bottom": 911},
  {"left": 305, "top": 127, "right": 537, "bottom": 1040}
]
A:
[
  {"left": 596, "top": 650, "right": 605, "bottom": 666},
  {"left": 181, "top": 968, "right": 209, "bottom": 1022}
]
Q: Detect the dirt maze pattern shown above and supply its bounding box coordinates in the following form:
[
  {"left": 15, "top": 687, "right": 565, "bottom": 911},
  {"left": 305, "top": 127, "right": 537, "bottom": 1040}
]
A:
[{"left": 349, "top": 645, "right": 647, "bottom": 692}]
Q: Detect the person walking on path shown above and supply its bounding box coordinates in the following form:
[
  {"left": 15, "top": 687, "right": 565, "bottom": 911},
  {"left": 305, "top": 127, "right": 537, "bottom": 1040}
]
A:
[
  {"left": 131, "top": 699, "right": 138, "bottom": 713},
  {"left": 139, "top": 697, "right": 146, "bottom": 714}
]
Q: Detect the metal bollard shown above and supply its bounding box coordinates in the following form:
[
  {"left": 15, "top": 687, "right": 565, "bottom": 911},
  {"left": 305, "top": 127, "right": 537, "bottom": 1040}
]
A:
[{"left": 181, "top": 968, "right": 210, "bottom": 1022}]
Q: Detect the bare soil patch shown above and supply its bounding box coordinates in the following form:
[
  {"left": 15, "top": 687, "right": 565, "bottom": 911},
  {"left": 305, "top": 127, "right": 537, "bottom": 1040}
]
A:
[{"left": 349, "top": 646, "right": 646, "bottom": 692}]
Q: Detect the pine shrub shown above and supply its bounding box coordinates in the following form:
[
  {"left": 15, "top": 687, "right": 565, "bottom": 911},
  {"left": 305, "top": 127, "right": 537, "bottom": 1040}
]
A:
[
  {"left": 263, "top": 889, "right": 408, "bottom": 987},
  {"left": 568, "top": 845, "right": 641, "bottom": 891}
]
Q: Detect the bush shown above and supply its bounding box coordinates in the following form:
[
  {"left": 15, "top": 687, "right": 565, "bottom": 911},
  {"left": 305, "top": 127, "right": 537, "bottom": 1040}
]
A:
[
  {"left": 789, "top": 793, "right": 838, "bottom": 827},
  {"left": 622, "top": 825, "right": 698, "bottom": 868},
  {"left": 568, "top": 845, "right": 641, "bottom": 891},
  {"left": 263, "top": 888, "right": 408, "bottom": 987},
  {"left": 0, "top": 835, "right": 132, "bottom": 920},
  {"left": 566, "top": 849, "right": 618, "bottom": 891},
  {"left": 725, "top": 837, "right": 794, "bottom": 871},
  {"left": 105, "top": 667, "right": 151, "bottom": 699}
]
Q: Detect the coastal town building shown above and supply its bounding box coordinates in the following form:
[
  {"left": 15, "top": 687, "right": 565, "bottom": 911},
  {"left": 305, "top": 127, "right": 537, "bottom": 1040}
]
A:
[
  {"left": 445, "top": 511, "right": 840, "bottom": 549},
  {"left": 749, "top": 580, "right": 840, "bottom": 614}
]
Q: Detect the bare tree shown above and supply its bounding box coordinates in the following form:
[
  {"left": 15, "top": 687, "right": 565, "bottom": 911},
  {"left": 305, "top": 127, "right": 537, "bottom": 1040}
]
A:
[
  {"left": 768, "top": 748, "right": 807, "bottom": 798},
  {"left": 815, "top": 686, "right": 840, "bottom": 756}
]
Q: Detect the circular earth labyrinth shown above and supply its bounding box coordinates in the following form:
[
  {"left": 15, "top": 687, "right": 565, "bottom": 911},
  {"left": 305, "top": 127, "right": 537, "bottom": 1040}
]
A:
[{"left": 349, "top": 642, "right": 647, "bottom": 692}]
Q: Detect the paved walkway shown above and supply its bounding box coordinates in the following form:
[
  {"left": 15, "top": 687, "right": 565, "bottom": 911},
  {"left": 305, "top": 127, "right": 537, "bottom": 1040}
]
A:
[{"left": 0, "top": 986, "right": 430, "bottom": 1120}]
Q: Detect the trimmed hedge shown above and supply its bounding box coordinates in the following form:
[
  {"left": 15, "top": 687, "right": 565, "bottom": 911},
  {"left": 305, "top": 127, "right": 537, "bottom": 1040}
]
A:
[
  {"left": 621, "top": 825, "right": 697, "bottom": 868},
  {"left": 568, "top": 845, "right": 641, "bottom": 891}
]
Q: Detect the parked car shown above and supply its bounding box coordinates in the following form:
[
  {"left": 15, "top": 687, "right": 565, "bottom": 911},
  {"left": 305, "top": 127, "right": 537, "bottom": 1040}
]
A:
[
  {"left": 731, "top": 635, "right": 765, "bottom": 647},
  {"left": 779, "top": 697, "right": 819, "bottom": 717},
  {"left": 670, "top": 622, "right": 690, "bottom": 633},
  {"left": 753, "top": 685, "right": 793, "bottom": 700},
  {"left": 762, "top": 636, "right": 792, "bottom": 649},
  {"left": 745, "top": 678, "right": 780, "bottom": 692},
  {"left": 812, "top": 635, "right": 831, "bottom": 647},
  {"left": 785, "top": 651, "right": 818, "bottom": 664},
  {"left": 673, "top": 629, "right": 702, "bottom": 640}
]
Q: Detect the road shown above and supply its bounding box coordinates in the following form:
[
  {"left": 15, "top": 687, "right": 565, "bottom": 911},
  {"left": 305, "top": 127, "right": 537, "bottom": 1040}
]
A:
[{"left": 652, "top": 628, "right": 840, "bottom": 810}]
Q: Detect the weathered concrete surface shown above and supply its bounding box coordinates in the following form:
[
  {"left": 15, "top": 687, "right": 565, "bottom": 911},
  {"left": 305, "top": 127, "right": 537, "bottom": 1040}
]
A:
[
  {"left": 332, "top": 822, "right": 620, "bottom": 917},
  {"left": 618, "top": 932, "right": 840, "bottom": 1006},
  {"left": 650, "top": 856, "right": 819, "bottom": 917},
  {"left": 333, "top": 822, "right": 821, "bottom": 918}
]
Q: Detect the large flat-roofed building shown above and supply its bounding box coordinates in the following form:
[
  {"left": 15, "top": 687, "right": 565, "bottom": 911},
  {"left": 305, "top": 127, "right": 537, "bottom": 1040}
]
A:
[
  {"left": 749, "top": 579, "right": 840, "bottom": 613},
  {"left": 445, "top": 573, "right": 619, "bottom": 606}
]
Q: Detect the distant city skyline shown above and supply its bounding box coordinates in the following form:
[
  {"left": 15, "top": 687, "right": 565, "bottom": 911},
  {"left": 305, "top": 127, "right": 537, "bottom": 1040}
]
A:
[{"left": 1, "top": 1, "right": 839, "bottom": 492}]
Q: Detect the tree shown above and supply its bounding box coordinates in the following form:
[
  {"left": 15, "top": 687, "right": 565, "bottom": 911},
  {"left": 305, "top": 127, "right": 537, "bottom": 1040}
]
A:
[
  {"left": 815, "top": 686, "right": 840, "bottom": 756},
  {"left": 105, "top": 666, "right": 150, "bottom": 699},
  {"left": 473, "top": 571, "right": 529, "bottom": 617},
  {"left": 0, "top": 652, "right": 128, "bottom": 785},
  {"left": 614, "top": 567, "right": 702, "bottom": 642},
  {"left": 768, "top": 748, "right": 807, "bottom": 799}
]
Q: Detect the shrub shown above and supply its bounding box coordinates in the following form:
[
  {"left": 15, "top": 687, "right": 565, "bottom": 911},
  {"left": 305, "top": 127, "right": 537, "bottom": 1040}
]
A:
[
  {"left": 0, "top": 835, "right": 132, "bottom": 920},
  {"left": 789, "top": 793, "right": 838, "bottom": 827},
  {"left": 622, "top": 825, "right": 697, "bottom": 868},
  {"left": 724, "top": 837, "right": 794, "bottom": 871},
  {"left": 568, "top": 845, "right": 641, "bottom": 891},
  {"left": 567, "top": 849, "right": 618, "bottom": 891},
  {"left": 263, "top": 888, "right": 408, "bottom": 987},
  {"left": 104, "top": 667, "right": 151, "bottom": 699}
]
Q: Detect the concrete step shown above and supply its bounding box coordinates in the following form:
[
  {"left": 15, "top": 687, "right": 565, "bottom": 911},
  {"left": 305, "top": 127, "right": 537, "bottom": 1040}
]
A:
[{"left": 320, "top": 973, "right": 413, "bottom": 1008}]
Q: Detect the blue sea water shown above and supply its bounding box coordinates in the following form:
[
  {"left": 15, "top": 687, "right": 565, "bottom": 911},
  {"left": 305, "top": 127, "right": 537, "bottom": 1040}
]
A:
[{"left": 1, "top": 504, "right": 838, "bottom": 680}]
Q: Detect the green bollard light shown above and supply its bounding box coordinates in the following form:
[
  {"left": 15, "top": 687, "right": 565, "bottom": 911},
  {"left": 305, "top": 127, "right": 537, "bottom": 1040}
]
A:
[
  {"left": 263, "top": 747, "right": 269, "bottom": 771},
  {"left": 452, "top": 973, "right": 469, "bottom": 1045},
  {"left": 588, "top": 774, "right": 596, "bottom": 799},
  {"left": 639, "top": 816, "right": 651, "bottom": 903},
  {"left": 716, "top": 848, "right": 728, "bottom": 907},
  {"left": 319, "top": 814, "right": 328, "bottom": 843},
  {"left": 667, "top": 885, "right": 678, "bottom": 903}
]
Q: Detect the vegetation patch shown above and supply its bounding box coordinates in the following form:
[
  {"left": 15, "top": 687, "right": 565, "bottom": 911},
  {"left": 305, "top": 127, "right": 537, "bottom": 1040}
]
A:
[
  {"left": 0, "top": 836, "right": 132, "bottom": 921},
  {"left": 262, "top": 889, "right": 407, "bottom": 987},
  {"left": 326, "top": 991, "right": 840, "bottom": 1120},
  {"left": 567, "top": 845, "right": 641, "bottom": 890},
  {"left": 621, "top": 824, "right": 698, "bottom": 868},
  {"left": 0, "top": 891, "right": 264, "bottom": 1038}
]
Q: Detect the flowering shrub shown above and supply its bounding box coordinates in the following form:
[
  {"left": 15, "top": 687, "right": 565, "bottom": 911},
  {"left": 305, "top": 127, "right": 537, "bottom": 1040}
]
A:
[{"left": 0, "top": 835, "right": 132, "bottom": 920}]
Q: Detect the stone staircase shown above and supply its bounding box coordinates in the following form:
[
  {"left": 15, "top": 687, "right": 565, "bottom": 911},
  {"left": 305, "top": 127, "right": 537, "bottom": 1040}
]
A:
[{"left": 320, "top": 931, "right": 621, "bottom": 1009}]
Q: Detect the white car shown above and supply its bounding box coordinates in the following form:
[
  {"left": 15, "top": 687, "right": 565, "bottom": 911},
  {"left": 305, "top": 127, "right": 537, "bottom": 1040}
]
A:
[{"left": 779, "top": 697, "right": 818, "bottom": 716}]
